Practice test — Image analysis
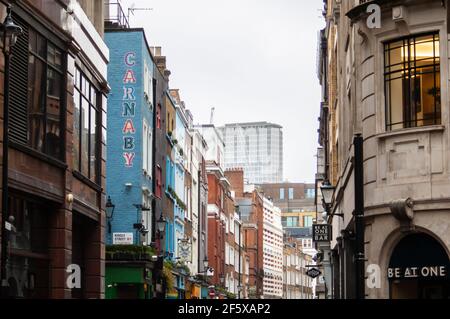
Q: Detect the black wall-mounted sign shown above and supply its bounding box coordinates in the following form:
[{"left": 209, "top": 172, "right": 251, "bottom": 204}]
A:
[{"left": 313, "top": 224, "right": 332, "bottom": 242}]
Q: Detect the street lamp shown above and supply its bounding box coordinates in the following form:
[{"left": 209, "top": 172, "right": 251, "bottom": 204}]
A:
[
  {"left": 1, "top": 6, "right": 22, "bottom": 54},
  {"left": 105, "top": 196, "right": 115, "bottom": 234},
  {"left": 156, "top": 214, "right": 166, "bottom": 236},
  {"left": 320, "top": 181, "right": 335, "bottom": 209},
  {"left": 320, "top": 181, "right": 343, "bottom": 219},
  {"left": 0, "top": 5, "right": 23, "bottom": 297},
  {"left": 202, "top": 257, "right": 209, "bottom": 289},
  {"left": 156, "top": 214, "right": 166, "bottom": 257}
]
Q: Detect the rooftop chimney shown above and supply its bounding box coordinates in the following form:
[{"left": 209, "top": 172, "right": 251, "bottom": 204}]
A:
[{"left": 150, "top": 46, "right": 170, "bottom": 81}]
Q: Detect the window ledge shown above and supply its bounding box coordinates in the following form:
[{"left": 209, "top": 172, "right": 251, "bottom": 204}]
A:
[
  {"left": 73, "top": 171, "right": 102, "bottom": 192},
  {"left": 10, "top": 141, "right": 67, "bottom": 169},
  {"left": 376, "top": 125, "right": 445, "bottom": 140}
]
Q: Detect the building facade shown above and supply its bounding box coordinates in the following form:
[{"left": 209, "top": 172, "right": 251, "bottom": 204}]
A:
[
  {"left": 318, "top": 0, "right": 450, "bottom": 299},
  {"left": 261, "top": 197, "right": 284, "bottom": 299},
  {"left": 228, "top": 168, "right": 267, "bottom": 299},
  {"left": 196, "top": 125, "right": 228, "bottom": 296},
  {"left": 283, "top": 238, "right": 314, "bottom": 299},
  {"left": 104, "top": 19, "right": 170, "bottom": 298},
  {"left": 219, "top": 122, "right": 284, "bottom": 184},
  {"left": 258, "top": 183, "right": 317, "bottom": 252},
  {"left": 0, "top": 0, "right": 108, "bottom": 298}
]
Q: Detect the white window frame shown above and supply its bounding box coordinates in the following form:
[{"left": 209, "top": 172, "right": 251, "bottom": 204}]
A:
[{"left": 143, "top": 121, "right": 149, "bottom": 173}]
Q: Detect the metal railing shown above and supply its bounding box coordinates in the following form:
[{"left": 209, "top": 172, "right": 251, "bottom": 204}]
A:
[{"left": 104, "top": 1, "right": 130, "bottom": 29}]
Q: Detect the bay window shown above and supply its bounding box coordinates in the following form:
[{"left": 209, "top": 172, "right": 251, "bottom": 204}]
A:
[
  {"left": 10, "top": 16, "right": 65, "bottom": 160},
  {"left": 384, "top": 33, "right": 441, "bottom": 130}
]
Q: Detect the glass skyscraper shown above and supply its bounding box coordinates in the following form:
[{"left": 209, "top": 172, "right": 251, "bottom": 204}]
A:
[{"left": 219, "top": 122, "right": 283, "bottom": 184}]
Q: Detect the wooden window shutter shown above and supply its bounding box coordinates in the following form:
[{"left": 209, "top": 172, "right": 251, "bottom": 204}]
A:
[{"left": 9, "top": 14, "right": 29, "bottom": 144}]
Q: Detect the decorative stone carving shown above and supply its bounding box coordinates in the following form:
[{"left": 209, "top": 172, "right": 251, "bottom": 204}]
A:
[{"left": 390, "top": 198, "right": 414, "bottom": 221}]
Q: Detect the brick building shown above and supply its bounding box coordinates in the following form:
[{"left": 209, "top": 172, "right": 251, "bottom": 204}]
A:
[
  {"left": 227, "top": 169, "right": 265, "bottom": 299},
  {"left": 0, "top": 0, "right": 108, "bottom": 298},
  {"left": 258, "top": 182, "right": 317, "bottom": 256}
]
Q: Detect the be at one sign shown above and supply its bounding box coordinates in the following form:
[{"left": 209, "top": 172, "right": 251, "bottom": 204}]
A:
[{"left": 313, "top": 224, "right": 331, "bottom": 242}]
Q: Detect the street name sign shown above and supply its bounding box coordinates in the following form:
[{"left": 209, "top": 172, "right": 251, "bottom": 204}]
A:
[{"left": 113, "top": 232, "right": 133, "bottom": 245}]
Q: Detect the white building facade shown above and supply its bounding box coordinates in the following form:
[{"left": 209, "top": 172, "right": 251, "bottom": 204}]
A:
[
  {"left": 262, "top": 197, "right": 284, "bottom": 298},
  {"left": 219, "top": 122, "right": 283, "bottom": 184}
]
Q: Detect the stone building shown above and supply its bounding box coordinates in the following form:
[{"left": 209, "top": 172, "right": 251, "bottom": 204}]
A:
[
  {"left": 0, "top": 0, "right": 108, "bottom": 298},
  {"left": 283, "top": 237, "right": 314, "bottom": 299},
  {"left": 317, "top": 0, "right": 450, "bottom": 299}
]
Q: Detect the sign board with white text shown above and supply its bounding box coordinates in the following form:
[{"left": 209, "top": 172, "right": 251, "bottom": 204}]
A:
[
  {"left": 113, "top": 233, "right": 134, "bottom": 245},
  {"left": 313, "top": 224, "right": 332, "bottom": 242}
]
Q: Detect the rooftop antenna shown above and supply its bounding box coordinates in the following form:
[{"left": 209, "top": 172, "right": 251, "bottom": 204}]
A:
[
  {"left": 210, "top": 107, "right": 215, "bottom": 125},
  {"left": 127, "top": 3, "right": 153, "bottom": 25}
]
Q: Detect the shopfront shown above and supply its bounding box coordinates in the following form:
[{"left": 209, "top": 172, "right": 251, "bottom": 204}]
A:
[
  {"left": 105, "top": 264, "right": 153, "bottom": 299},
  {"left": 388, "top": 233, "right": 449, "bottom": 299},
  {"left": 6, "top": 193, "right": 52, "bottom": 298}
]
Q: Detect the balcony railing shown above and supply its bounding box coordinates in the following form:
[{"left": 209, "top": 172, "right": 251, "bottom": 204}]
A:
[{"left": 105, "top": 1, "right": 130, "bottom": 29}]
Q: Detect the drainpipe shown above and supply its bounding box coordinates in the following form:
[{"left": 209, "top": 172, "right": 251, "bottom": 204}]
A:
[{"left": 354, "top": 134, "right": 365, "bottom": 299}]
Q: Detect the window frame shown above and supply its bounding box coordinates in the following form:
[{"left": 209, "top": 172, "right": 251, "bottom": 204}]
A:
[
  {"left": 143, "top": 120, "right": 149, "bottom": 174},
  {"left": 73, "top": 66, "right": 101, "bottom": 184},
  {"left": 9, "top": 15, "right": 67, "bottom": 161},
  {"left": 384, "top": 32, "right": 441, "bottom": 131}
]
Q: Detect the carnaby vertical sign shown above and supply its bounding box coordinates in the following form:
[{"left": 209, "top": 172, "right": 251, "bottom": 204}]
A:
[{"left": 122, "top": 52, "right": 137, "bottom": 167}]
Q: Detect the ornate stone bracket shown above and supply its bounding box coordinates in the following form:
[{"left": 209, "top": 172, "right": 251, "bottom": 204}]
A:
[{"left": 390, "top": 198, "right": 416, "bottom": 232}]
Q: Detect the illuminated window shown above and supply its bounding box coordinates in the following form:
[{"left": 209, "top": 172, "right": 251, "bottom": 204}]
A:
[{"left": 384, "top": 33, "right": 441, "bottom": 130}]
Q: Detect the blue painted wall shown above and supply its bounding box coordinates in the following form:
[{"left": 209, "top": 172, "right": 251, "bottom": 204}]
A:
[{"left": 105, "top": 30, "right": 154, "bottom": 245}]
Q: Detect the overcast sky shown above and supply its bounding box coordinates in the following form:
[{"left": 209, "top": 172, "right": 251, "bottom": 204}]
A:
[{"left": 121, "top": 0, "right": 325, "bottom": 183}]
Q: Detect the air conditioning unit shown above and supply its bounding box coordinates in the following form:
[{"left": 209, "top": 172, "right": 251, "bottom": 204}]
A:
[{"left": 392, "top": 6, "right": 407, "bottom": 22}]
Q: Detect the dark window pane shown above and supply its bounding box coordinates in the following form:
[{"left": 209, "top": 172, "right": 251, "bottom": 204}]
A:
[
  {"left": 47, "top": 43, "right": 62, "bottom": 70},
  {"left": 90, "top": 86, "right": 97, "bottom": 105},
  {"left": 81, "top": 97, "right": 90, "bottom": 176},
  {"left": 29, "top": 30, "right": 46, "bottom": 58},
  {"left": 74, "top": 89, "right": 81, "bottom": 171},
  {"left": 90, "top": 106, "right": 97, "bottom": 181},
  {"left": 75, "top": 68, "right": 80, "bottom": 89},
  {"left": 47, "top": 68, "right": 61, "bottom": 98},
  {"left": 28, "top": 55, "right": 45, "bottom": 152},
  {"left": 82, "top": 75, "right": 89, "bottom": 97},
  {"left": 46, "top": 69, "right": 62, "bottom": 158}
]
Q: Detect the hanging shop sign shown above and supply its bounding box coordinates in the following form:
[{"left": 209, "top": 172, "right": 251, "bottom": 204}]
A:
[
  {"left": 306, "top": 268, "right": 322, "bottom": 279},
  {"left": 178, "top": 238, "right": 192, "bottom": 262},
  {"left": 313, "top": 224, "right": 332, "bottom": 242}
]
